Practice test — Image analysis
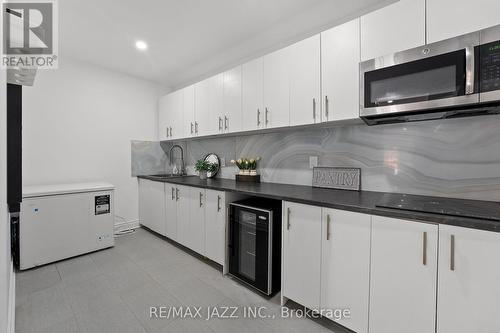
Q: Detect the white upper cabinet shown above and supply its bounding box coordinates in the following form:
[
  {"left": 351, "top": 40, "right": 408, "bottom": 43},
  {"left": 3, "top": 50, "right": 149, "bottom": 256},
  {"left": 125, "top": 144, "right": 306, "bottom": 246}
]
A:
[
  {"left": 321, "top": 208, "right": 371, "bottom": 333},
  {"left": 167, "top": 90, "right": 184, "bottom": 139},
  {"left": 158, "top": 95, "right": 170, "bottom": 141},
  {"left": 427, "top": 0, "right": 500, "bottom": 43},
  {"left": 437, "top": 225, "right": 500, "bottom": 333},
  {"left": 159, "top": 90, "right": 183, "bottom": 140},
  {"left": 242, "top": 57, "right": 264, "bottom": 132},
  {"left": 209, "top": 74, "right": 224, "bottom": 135},
  {"left": 289, "top": 34, "right": 321, "bottom": 126},
  {"left": 223, "top": 66, "right": 243, "bottom": 133},
  {"left": 360, "top": 0, "right": 426, "bottom": 61},
  {"left": 195, "top": 78, "right": 214, "bottom": 137},
  {"left": 282, "top": 201, "right": 322, "bottom": 310},
  {"left": 321, "top": 18, "right": 360, "bottom": 121},
  {"left": 263, "top": 47, "right": 290, "bottom": 129},
  {"left": 183, "top": 85, "right": 196, "bottom": 138},
  {"left": 369, "top": 216, "right": 438, "bottom": 333}
]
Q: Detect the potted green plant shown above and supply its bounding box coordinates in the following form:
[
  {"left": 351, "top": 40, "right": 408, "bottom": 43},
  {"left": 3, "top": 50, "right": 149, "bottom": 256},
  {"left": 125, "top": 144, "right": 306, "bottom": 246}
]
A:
[{"left": 195, "top": 159, "right": 216, "bottom": 180}]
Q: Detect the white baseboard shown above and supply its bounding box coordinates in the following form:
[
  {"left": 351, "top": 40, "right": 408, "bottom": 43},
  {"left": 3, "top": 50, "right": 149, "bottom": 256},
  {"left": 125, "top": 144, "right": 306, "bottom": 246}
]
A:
[
  {"left": 114, "top": 219, "right": 140, "bottom": 233},
  {"left": 7, "top": 261, "right": 15, "bottom": 333}
]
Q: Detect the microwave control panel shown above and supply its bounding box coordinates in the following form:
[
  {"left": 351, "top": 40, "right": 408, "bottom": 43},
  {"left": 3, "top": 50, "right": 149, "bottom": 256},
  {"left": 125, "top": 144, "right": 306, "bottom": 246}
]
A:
[{"left": 479, "top": 40, "right": 500, "bottom": 92}]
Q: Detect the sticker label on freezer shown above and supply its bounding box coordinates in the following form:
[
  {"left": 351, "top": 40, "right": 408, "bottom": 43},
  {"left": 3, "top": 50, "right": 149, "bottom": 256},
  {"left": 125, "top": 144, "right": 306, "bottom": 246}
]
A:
[{"left": 95, "top": 195, "right": 110, "bottom": 215}]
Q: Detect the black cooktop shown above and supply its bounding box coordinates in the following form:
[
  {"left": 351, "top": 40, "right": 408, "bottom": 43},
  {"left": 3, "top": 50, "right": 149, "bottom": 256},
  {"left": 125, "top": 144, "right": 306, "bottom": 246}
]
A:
[{"left": 376, "top": 193, "right": 500, "bottom": 222}]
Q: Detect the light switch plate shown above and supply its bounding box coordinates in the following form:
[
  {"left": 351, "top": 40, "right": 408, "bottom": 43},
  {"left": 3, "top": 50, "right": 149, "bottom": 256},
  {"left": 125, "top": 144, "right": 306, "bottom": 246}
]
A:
[
  {"left": 309, "top": 156, "right": 318, "bottom": 169},
  {"left": 220, "top": 157, "right": 226, "bottom": 167}
]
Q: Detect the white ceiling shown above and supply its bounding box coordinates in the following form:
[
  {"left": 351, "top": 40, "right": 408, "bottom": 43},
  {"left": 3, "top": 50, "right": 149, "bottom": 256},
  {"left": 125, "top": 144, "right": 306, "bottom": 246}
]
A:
[{"left": 59, "top": 0, "right": 393, "bottom": 89}]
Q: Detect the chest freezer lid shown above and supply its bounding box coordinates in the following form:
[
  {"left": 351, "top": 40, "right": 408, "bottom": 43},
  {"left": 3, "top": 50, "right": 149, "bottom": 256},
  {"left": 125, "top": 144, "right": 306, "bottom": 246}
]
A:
[{"left": 23, "top": 182, "right": 115, "bottom": 198}]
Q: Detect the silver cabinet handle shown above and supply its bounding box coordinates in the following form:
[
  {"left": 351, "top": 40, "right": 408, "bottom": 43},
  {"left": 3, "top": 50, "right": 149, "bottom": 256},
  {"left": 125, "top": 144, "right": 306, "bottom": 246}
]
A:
[
  {"left": 199, "top": 192, "right": 203, "bottom": 207},
  {"left": 218, "top": 116, "right": 222, "bottom": 131},
  {"left": 450, "top": 235, "right": 455, "bottom": 271},
  {"left": 190, "top": 122, "right": 194, "bottom": 135},
  {"left": 257, "top": 109, "right": 261, "bottom": 126},
  {"left": 171, "top": 187, "right": 175, "bottom": 200},
  {"left": 169, "top": 127, "right": 172, "bottom": 137},
  {"left": 286, "top": 207, "right": 291, "bottom": 230},
  {"left": 313, "top": 98, "right": 316, "bottom": 120},
  {"left": 175, "top": 188, "right": 179, "bottom": 201},
  {"left": 224, "top": 116, "right": 228, "bottom": 130},
  {"left": 195, "top": 121, "right": 198, "bottom": 134},
  {"left": 217, "top": 195, "right": 221, "bottom": 212},
  {"left": 166, "top": 127, "right": 169, "bottom": 138},
  {"left": 325, "top": 95, "right": 329, "bottom": 119},
  {"left": 265, "top": 107, "right": 269, "bottom": 125},
  {"left": 422, "top": 231, "right": 427, "bottom": 266},
  {"left": 326, "top": 214, "right": 331, "bottom": 240}
]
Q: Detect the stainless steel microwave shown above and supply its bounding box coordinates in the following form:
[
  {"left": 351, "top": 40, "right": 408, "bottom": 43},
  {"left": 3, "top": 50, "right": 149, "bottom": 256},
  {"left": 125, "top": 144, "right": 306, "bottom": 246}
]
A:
[{"left": 360, "top": 25, "right": 500, "bottom": 125}]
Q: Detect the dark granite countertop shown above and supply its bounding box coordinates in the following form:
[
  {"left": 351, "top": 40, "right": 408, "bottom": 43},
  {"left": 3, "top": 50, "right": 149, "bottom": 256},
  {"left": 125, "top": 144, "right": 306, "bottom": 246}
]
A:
[{"left": 138, "top": 175, "right": 500, "bottom": 233}]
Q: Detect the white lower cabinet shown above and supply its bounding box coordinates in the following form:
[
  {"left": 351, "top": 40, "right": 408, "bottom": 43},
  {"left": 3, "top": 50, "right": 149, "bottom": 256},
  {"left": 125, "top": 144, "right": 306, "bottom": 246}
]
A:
[
  {"left": 148, "top": 183, "right": 229, "bottom": 266},
  {"left": 437, "top": 225, "right": 500, "bottom": 333},
  {"left": 205, "top": 190, "right": 226, "bottom": 265},
  {"left": 164, "top": 184, "right": 178, "bottom": 241},
  {"left": 320, "top": 208, "right": 371, "bottom": 333},
  {"left": 282, "top": 201, "right": 322, "bottom": 310},
  {"left": 175, "top": 185, "right": 191, "bottom": 247},
  {"left": 369, "top": 216, "right": 438, "bottom": 333},
  {"left": 138, "top": 179, "right": 166, "bottom": 236},
  {"left": 187, "top": 187, "right": 206, "bottom": 255}
]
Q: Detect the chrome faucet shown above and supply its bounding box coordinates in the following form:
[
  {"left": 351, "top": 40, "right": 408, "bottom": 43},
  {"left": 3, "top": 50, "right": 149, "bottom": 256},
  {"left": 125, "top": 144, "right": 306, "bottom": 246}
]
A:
[{"left": 169, "top": 144, "right": 185, "bottom": 175}]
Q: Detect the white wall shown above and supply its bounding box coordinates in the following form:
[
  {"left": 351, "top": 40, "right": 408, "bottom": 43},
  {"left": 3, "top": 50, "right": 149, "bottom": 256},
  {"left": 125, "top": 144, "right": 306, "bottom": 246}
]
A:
[{"left": 22, "top": 57, "right": 161, "bottom": 224}]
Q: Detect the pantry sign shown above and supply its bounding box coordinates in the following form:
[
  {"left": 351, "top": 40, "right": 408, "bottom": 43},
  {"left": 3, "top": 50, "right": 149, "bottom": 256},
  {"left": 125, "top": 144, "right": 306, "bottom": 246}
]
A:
[{"left": 2, "top": 0, "right": 58, "bottom": 69}]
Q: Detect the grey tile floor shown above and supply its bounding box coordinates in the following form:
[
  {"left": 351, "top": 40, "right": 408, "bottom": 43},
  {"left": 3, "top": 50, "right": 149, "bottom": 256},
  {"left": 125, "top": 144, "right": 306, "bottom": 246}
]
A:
[{"left": 16, "top": 228, "right": 350, "bottom": 333}]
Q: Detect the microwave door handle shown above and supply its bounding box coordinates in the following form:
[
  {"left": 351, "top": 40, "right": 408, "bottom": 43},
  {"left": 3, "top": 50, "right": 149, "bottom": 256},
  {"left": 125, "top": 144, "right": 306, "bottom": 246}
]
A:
[{"left": 465, "top": 45, "right": 475, "bottom": 95}]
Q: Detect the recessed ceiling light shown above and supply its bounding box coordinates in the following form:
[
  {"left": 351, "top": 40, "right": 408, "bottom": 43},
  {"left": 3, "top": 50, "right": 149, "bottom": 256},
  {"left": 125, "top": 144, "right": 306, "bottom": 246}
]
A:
[{"left": 135, "top": 40, "right": 148, "bottom": 51}]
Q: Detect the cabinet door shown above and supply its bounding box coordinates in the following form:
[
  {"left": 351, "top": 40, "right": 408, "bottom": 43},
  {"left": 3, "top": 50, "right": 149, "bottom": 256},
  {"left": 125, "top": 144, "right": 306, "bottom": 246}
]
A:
[
  {"left": 282, "top": 201, "right": 321, "bottom": 310},
  {"left": 205, "top": 190, "right": 225, "bottom": 265},
  {"left": 158, "top": 95, "right": 170, "bottom": 140},
  {"left": 138, "top": 179, "right": 165, "bottom": 236},
  {"left": 242, "top": 57, "right": 264, "bottom": 132},
  {"left": 369, "top": 216, "right": 438, "bottom": 333},
  {"left": 360, "top": 0, "right": 425, "bottom": 61},
  {"left": 427, "top": 0, "right": 500, "bottom": 43},
  {"left": 183, "top": 85, "right": 196, "bottom": 138},
  {"left": 169, "top": 90, "right": 184, "bottom": 140},
  {"left": 175, "top": 185, "right": 190, "bottom": 247},
  {"left": 164, "top": 184, "right": 177, "bottom": 241},
  {"left": 289, "top": 34, "right": 321, "bottom": 126},
  {"left": 195, "top": 78, "right": 214, "bottom": 137},
  {"left": 223, "top": 66, "right": 242, "bottom": 133},
  {"left": 321, "top": 208, "right": 370, "bottom": 333},
  {"left": 263, "top": 47, "right": 290, "bottom": 129},
  {"left": 437, "top": 225, "right": 500, "bottom": 333},
  {"left": 321, "top": 19, "right": 360, "bottom": 122},
  {"left": 187, "top": 187, "right": 206, "bottom": 255},
  {"left": 209, "top": 74, "right": 224, "bottom": 135}
]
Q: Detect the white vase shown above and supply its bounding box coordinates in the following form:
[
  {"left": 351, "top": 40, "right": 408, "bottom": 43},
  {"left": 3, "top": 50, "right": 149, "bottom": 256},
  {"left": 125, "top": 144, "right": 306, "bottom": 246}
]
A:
[{"left": 199, "top": 171, "right": 207, "bottom": 180}]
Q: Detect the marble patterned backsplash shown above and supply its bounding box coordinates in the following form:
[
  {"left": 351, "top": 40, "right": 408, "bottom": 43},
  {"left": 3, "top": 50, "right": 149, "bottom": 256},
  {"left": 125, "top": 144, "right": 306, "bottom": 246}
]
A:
[
  {"left": 133, "top": 115, "right": 500, "bottom": 202},
  {"left": 131, "top": 141, "right": 168, "bottom": 176}
]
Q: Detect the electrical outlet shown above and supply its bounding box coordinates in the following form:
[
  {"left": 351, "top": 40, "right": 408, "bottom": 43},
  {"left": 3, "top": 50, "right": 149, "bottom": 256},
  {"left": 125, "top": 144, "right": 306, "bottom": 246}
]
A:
[
  {"left": 309, "top": 156, "right": 318, "bottom": 169},
  {"left": 220, "top": 157, "right": 226, "bottom": 167}
]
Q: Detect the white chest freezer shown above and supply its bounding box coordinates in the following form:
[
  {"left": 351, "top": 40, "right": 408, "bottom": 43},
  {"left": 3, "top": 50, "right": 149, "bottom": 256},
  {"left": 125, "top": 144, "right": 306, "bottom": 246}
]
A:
[{"left": 20, "top": 182, "right": 115, "bottom": 270}]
